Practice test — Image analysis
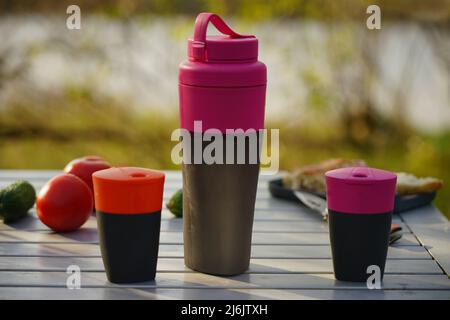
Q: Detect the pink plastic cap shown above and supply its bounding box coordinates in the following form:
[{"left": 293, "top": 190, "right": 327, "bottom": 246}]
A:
[
  {"left": 187, "top": 13, "right": 257, "bottom": 62},
  {"left": 180, "top": 13, "right": 266, "bottom": 88},
  {"left": 188, "top": 36, "right": 258, "bottom": 62},
  {"left": 325, "top": 167, "right": 397, "bottom": 214}
]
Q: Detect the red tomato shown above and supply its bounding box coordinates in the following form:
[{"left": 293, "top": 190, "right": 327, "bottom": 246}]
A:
[
  {"left": 64, "top": 156, "right": 111, "bottom": 194},
  {"left": 36, "top": 174, "right": 93, "bottom": 232}
]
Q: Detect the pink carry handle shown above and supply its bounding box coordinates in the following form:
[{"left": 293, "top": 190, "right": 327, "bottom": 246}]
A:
[{"left": 191, "top": 12, "right": 255, "bottom": 61}]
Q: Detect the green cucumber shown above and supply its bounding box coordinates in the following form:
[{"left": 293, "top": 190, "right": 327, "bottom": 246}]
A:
[
  {"left": 166, "top": 189, "right": 183, "bottom": 218},
  {"left": 0, "top": 180, "right": 36, "bottom": 223}
]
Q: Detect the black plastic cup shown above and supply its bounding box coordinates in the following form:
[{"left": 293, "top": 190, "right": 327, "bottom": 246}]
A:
[
  {"left": 325, "top": 167, "right": 397, "bottom": 282},
  {"left": 328, "top": 210, "right": 392, "bottom": 281},
  {"left": 93, "top": 167, "right": 165, "bottom": 283},
  {"left": 96, "top": 210, "right": 161, "bottom": 283}
]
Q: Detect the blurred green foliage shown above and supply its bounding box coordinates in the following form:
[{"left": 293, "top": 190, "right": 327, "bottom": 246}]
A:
[{"left": 1, "top": 0, "right": 449, "bottom": 23}]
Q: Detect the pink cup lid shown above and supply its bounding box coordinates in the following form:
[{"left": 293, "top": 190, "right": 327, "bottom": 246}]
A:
[{"left": 325, "top": 167, "right": 397, "bottom": 214}]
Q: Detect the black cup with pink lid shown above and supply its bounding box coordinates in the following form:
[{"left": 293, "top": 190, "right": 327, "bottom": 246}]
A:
[{"left": 325, "top": 167, "right": 397, "bottom": 282}]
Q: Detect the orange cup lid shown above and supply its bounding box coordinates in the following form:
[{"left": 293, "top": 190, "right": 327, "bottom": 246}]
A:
[{"left": 93, "top": 167, "right": 165, "bottom": 214}]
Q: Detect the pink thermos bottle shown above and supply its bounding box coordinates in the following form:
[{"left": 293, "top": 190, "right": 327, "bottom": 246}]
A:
[{"left": 179, "top": 13, "right": 267, "bottom": 275}]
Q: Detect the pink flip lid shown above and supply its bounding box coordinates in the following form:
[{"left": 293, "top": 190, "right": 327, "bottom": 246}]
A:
[
  {"left": 325, "top": 167, "right": 397, "bottom": 214},
  {"left": 179, "top": 12, "right": 266, "bottom": 87}
]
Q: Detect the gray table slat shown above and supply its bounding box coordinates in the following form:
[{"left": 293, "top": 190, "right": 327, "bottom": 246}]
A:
[
  {"left": 0, "top": 243, "right": 431, "bottom": 259},
  {"left": 0, "top": 287, "right": 448, "bottom": 300},
  {"left": 0, "top": 257, "right": 442, "bottom": 274},
  {"left": 0, "top": 219, "right": 407, "bottom": 235},
  {"left": 400, "top": 205, "right": 450, "bottom": 276},
  {"left": 0, "top": 229, "right": 428, "bottom": 254},
  {"left": 0, "top": 271, "right": 449, "bottom": 290}
]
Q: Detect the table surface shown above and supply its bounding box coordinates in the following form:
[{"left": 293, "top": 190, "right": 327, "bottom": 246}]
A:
[{"left": 0, "top": 170, "right": 449, "bottom": 300}]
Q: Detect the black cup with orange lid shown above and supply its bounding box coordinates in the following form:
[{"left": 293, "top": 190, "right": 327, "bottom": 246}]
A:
[{"left": 93, "top": 167, "right": 165, "bottom": 283}]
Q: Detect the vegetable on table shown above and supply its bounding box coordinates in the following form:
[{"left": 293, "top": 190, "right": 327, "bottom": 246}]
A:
[
  {"left": 36, "top": 174, "right": 93, "bottom": 232},
  {"left": 64, "top": 155, "right": 111, "bottom": 197},
  {"left": 0, "top": 180, "right": 36, "bottom": 223},
  {"left": 166, "top": 189, "right": 183, "bottom": 218}
]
